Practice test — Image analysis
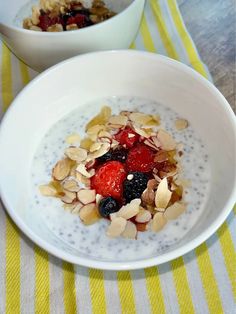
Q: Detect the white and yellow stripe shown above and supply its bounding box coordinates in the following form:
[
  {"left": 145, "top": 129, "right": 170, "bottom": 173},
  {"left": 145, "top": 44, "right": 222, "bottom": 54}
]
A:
[{"left": 0, "top": 0, "right": 235, "bottom": 313}]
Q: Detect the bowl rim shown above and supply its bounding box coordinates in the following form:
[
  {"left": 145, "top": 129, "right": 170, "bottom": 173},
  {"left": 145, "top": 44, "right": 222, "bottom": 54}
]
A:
[
  {"left": 0, "top": 0, "right": 142, "bottom": 36},
  {"left": 0, "top": 50, "right": 235, "bottom": 270}
]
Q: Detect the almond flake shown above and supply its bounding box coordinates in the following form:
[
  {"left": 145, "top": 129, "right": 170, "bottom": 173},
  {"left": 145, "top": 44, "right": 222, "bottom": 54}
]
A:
[
  {"left": 121, "top": 221, "right": 137, "bottom": 239},
  {"left": 95, "top": 194, "right": 103, "bottom": 205},
  {"left": 39, "top": 184, "right": 57, "bottom": 196},
  {"left": 63, "top": 203, "right": 77, "bottom": 211},
  {"left": 106, "top": 217, "right": 127, "bottom": 238},
  {"left": 52, "top": 158, "right": 71, "bottom": 181},
  {"left": 129, "top": 112, "right": 153, "bottom": 125},
  {"left": 87, "top": 125, "right": 106, "bottom": 141},
  {"left": 110, "top": 213, "right": 118, "bottom": 220},
  {"left": 155, "top": 178, "right": 172, "bottom": 209},
  {"left": 85, "top": 106, "right": 111, "bottom": 131},
  {"left": 117, "top": 199, "right": 141, "bottom": 219},
  {"left": 89, "top": 142, "right": 102, "bottom": 152},
  {"left": 106, "top": 123, "right": 123, "bottom": 129},
  {"left": 175, "top": 119, "right": 188, "bottom": 130},
  {"left": 75, "top": 172, "right": 91, "bottom": 186},
  {"left": 108, "top": 115, "right": 128, "bottom": 126},
  {"left": 135, "top": 209, "right": 152, "bottom": 223},
  {"left": 155, "top": 207, "right": 165, "bottom": 212},
  {"left": 71, "top": 202, "right": 84, "bottom": 214},
  {"left": 66, "top": 133, "right": 80, "bottom": 144},
  {"left": 77, "top": 189, "right": 96, "bottom": 204},
  {"left": 133, "top": 125, "right": 151, "bottom": 138},
  {"left": 141, "top": 188, "right": 155, "bottom": 206},
  {"left": 154, "top": 150, "right": 168, "bottom": 163},
  {"left": 76, "top": 164, "right": 95, "bottom": 178},
  {"left": 62, "top": 179, "right": 80, "bottom": 192},
  {"left": 89, "top": 143, "right": 110, "bottom": 159},
  {"left": 151, "top": 212, "right": 167, "bottom": 232},
  {"left": 164, "top": 202, "right": 186, "bottom": 220},
  {"left": 79, "top": 204, "right": 100, "bottom": 225},
  {"left": 61, "top": 190, "right": 76, "bottom": 204},
  {"left": 98, "top": 130, "right": 112, "bottom": 138},
  {"left": 80, "top": 137, "right": 94, "bottom": 150},
  {"left": 65, "top": 147, "right": 87, "bottom": 162},
  {"left": 157, "top": 129, "right": 176, "bottom": 151}
]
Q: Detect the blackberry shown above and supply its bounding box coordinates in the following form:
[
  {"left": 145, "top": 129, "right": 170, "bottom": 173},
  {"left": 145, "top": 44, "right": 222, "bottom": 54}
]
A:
[
  {"left": 97, "top": 148, "right": 127, "bottom": 163},
  {"left": 123, "top": 172, "right": 149, "bottom": 203},
  {"left": 98, "top": 197, "right": 120, "bottom": 218}
]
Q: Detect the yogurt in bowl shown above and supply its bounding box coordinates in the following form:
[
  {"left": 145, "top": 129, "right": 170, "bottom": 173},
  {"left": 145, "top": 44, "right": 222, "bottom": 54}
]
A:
[{"left": 0, "top": 50, "right": 235, "bottom": 270}]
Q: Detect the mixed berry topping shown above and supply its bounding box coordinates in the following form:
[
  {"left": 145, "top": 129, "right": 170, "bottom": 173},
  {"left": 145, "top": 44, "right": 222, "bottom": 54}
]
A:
[{"left": 40, "top": 106, "right": 189, "bottom": 239}]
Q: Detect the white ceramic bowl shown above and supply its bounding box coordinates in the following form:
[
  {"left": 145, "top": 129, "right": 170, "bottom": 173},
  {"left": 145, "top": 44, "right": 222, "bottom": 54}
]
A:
[
  {"left": 0, "top": 50, "right": 235, "bottom": 270},
  {"left": 0, "top": 0, "right": 145, "bottom": 72}
]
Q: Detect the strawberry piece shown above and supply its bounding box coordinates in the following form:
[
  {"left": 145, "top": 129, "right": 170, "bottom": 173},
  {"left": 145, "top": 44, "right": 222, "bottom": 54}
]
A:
[
  {"left": 91, "top": 161, "right": 126, "bottom": 200},
  {"left": 126, "top": 143, "right": 155, "bottom": 173},
  {"left": 115, "top": 127, "right": 140, "bottom": 148},
  {"left": 67, "top": 14, "right": 89, "bottom": 28},
  {"left": 38, "top": 14, "right": 52, "bottom": 31}
]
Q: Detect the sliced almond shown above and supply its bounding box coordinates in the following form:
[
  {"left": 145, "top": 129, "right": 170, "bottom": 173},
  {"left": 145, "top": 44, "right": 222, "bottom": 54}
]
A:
[
  {"left": 85, "top": 106, "right": 111, "bottom": 131},
  {"left": 95, "top": 194, "right": 103, "bottom": 205},
  {"left": 61, "top": 190, "right": 76, "bottom": 204},
  {"left": 71, "top": 202, "right": 84, "bottom": 214},
  {"left": 63, "top": 203, "right": 77, "bottom": 211},
  {"left": 155, "top": 178, "right": 172, "bottom": 209},
  {"left": 133, "top": 125, "right": 151, "bottom": 138},
  {"left": 151, "top": 212, "right": 167, "bottom": 232},
  {"left": 141, "top": 188, "right": 155, "bottom": 206},
  {"left": 89, "top": 142, "right": 110, "bottom": 159},
  {"left": 79, "top": 203, "right": 100, "bottom": 225},
  {"left": 65, "top": 147, "right": 87, "bottom": 162},
  {"left": 39, "top": 184, "right": 57, "bottom": 197},
  {"left": 135, "top": 209, "right": 152, "bottom": 223},
  {"left": 106, "top": 217, "right": 127, "bottom": 238},
  {"left": 136, "top": 223, "right": 149, "bottom": 232},
  {"left": 147, "top": 179, "right": 158, "bottom": 190},
  {"left": 106, "top": 123, "right": 123, "bottom": 129},
  {"left": 75, "top": 172, "right": 91, "bottom": 187},
  {"left": 98, "top": 130, "right": 112, "bottom": 139},
  {"left": 62, "top": 179, "right": 80, "bottom": 192},
  {"left": 155, "top": 207, "right": 165, "bottom": 212},
  {"left": 80, "top": 137, "right": 94, "bottom": 150},
  {"left": 129, "top": 112, "right": 153, "bottom": 125},
  {"left": 87, "top": 125, "right": 105, "bottom": 141},
  {"left": 89, "top": 142, "right": 102, "bottom": 152},
  {"left": 175, "top": 119, "right": 188, "bottom": 130},
  {"left": 77, "top": 189, "right": 96, "bottom": 205},
  {"left": 157, "top": 129, "right": 176, "bottom": 151},
  {"left": 66, "top": 133, "right": 80, "bottom": 144},
  {"left": 110, "top": 213, "right": 118, "bottom": 220},
  {"left": 154, "top": 150, "right": 168, "bottom": 163},
  {"left": 108, "top": 115, "right": 128, "bottom": 126},
  {"left": 121, "top": 221, "right": 137, "bottom": 239},
  {"left": 52, "top": 158, "right": 71, "bottom": 181},
  {"left": 117, "top": 199, "right": 141, "bottom": 219},
  {"left": 164, "top": 202, "right": 186, "bottom": 220},
  {"left": 76, "top": 164, "right": 95, "bottom": 178}
]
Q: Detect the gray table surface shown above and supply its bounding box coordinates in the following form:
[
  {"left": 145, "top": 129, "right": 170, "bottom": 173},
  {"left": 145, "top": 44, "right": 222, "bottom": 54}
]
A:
[{"left": 177, "top": 0, "right": 236, "bottom": 112}]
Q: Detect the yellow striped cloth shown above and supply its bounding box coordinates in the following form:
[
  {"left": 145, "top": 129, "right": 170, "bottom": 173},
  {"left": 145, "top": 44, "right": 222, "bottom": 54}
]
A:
[{"left": 0, "top": 1, "right": 235, "bottom": 313}]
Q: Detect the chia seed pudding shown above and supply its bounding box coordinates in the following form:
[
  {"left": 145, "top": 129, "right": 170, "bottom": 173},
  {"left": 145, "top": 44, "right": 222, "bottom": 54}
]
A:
[{"left": 30, "top": 96, "right": 210, "bottom": 261}]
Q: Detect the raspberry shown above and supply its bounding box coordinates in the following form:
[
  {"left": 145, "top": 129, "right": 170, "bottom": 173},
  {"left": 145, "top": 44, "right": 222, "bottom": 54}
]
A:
[
  {"left": 67, "top": 14, "right": 90, "bottom": 28},
  {"left": 126, "top": 143, "right": 156, "bottom": 173},
  {"left": 91, "top": 161, "right": 126, "bottom": 200},
  {"left": 123, "top": 172, "right": 149, "bottom": 203},
  {"left": 115, "top": 127, "right": 140, "bottom": 148}
]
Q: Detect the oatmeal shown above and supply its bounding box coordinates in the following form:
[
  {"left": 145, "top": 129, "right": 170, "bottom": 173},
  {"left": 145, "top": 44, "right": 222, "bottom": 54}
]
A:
[
  {"left": 23, "top": 0, "right": 116, "bottom": 32},
  {"left": 39, "top": 105, "right": 191, "bottom": 239}
]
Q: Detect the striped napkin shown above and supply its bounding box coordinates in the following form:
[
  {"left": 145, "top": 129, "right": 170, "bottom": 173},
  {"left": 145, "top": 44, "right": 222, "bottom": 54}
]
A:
[{"left": 0, "top": 1, "right": 235, "bottom": 313}]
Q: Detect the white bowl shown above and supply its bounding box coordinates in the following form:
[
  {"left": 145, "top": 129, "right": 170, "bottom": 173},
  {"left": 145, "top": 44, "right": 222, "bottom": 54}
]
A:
[
  {"left": 0, "top": 50, "right": 235, "bottom": 270},
  {"left": 0, "top": 0, "right": 144, "bottom": 72}
]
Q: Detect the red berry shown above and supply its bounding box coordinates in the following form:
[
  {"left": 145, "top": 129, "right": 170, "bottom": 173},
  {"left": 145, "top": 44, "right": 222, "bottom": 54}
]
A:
[
  {"left": 91, "top": 161, "right": 126, "bottom": 200},
  {"left": 38, "top": 14, "right": 52, "bottom": 31},
  {"left": 115, "top": 127, "right": 140, "bottom": 148},
  {"left": 67, "top": 14, "right": 88, "bottom": 28},
  {"left": 126, "top": 143, "right": 155, "bottom": 173}
]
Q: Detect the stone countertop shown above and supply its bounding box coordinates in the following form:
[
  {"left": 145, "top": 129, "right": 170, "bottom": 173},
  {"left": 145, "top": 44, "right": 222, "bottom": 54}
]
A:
[{"left": 177, "top": 0, "right": 236, "bottom": 112}]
